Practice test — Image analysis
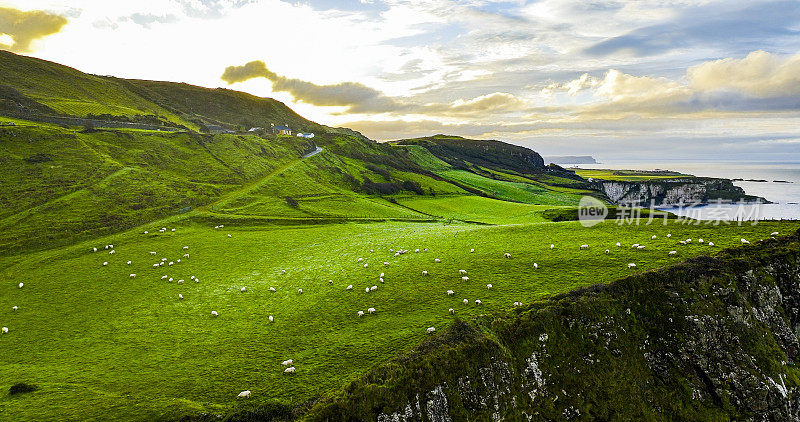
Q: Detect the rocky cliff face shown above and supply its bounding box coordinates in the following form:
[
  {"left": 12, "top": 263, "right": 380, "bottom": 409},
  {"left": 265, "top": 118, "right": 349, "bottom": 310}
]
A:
[
  {"left": 594, "top": 178, "right": 767, "bottom": 206},
  {"left": 302, "top": 230, "right": 800, "bottom": 421}
]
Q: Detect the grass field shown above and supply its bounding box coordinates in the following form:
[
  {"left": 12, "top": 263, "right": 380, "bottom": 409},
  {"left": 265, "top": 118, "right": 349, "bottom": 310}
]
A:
[
  {"left": 1, "top": 210, "right": 796, "bottom": 420},
  {"left": 574, "top": 169, "right": 692, "bottom": 181}
]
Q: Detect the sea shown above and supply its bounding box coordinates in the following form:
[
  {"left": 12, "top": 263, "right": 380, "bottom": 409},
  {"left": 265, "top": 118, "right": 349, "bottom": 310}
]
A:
[{"left": 573, "top": 161, "right": 800, "bottom": 221}]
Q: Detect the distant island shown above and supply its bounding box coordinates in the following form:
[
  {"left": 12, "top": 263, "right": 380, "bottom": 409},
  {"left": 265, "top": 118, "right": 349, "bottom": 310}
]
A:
[{"left": 545, "top": 155, "right": 598, "bottom": 164}]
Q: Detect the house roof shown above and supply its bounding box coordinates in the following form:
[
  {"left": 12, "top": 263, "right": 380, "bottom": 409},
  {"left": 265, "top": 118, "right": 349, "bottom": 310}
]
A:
[{"left": 274, "top": 125, "right": 291, "bottom": 131}]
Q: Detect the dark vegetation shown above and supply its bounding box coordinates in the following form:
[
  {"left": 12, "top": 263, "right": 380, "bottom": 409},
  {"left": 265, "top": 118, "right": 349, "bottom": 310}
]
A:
[{"left": 8, "top": 382, "right": 37, "bottom": 396}]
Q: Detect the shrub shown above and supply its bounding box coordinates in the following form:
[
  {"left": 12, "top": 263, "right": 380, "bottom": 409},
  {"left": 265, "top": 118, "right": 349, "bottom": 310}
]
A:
[
  {"left": 23, "top": 153, "right": 54, "bottom": 164},
  {"left": 9, "top": 382, "right": 37, "bottom": 396},
  {"left": 284, "top": 196, "right": 299, "bottom": 208}
]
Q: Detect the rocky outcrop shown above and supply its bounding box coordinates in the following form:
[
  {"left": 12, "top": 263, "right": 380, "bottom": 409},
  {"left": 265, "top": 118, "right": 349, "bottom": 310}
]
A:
[
  {"left": 302, "top": 230, "right": 800, "bottom": 421},
  {"left": 594, "top": 177, "right": 768, "bottom": 206}
]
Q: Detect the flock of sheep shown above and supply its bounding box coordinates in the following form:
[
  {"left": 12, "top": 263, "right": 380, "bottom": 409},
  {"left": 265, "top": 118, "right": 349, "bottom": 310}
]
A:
[{"left": 1, "top": 222, "right": 781, "bottom": 400}]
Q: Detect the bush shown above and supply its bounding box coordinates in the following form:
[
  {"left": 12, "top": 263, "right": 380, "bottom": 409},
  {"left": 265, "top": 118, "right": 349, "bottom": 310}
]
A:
[
  {"left": 284, "top": 196, "right": 299, "bottom": 208},
  {"left": 23, "top": 153, "right": 54, "bottom": 164},
  {"left": 9, "top": 382, "right": 37, "bottom": 396}
]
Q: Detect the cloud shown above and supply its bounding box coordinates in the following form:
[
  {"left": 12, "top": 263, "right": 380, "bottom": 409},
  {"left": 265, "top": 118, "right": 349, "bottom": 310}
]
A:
[
  {"left": 122, "top": 13, "right": 178, "bottom": 29},
  {"left": 688, "top": 50, "right": 800, "bottom": 98},
  {"left": 0, "top": 6, "right": 67, "bottom": 52}
]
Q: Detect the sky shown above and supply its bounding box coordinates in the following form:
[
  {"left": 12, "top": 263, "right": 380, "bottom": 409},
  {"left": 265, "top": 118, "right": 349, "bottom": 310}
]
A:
[{"left": 1, "top": 0, "right": 800, "bottom": 161}]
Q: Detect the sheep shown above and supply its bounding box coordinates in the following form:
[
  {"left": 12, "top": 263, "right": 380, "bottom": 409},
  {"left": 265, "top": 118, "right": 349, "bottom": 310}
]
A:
[
  {"left": 211, "top": 311, "right": 219, "bottom": 317},
  {"left": 12, "top": 306, "right": 18, "bottom": 311},
  {"left": 462, "top": 276, "right": 469, "bottom": 281},
  {"left": 270, "top": 287, "right": 277, "bottom": 292},
  {"left": 550, "top": 244, "right": 555, "bottom": 249},
  {"left": 447, "top": 290, "right": 454, "bottom": 296},
  {"left": 698, "top": 238, "right": 704, "bottom": 243},
  {"left": 771, "top": 231, "right": 780, "bottom": 236},
  {"left": 346, "top": 285, "right": 353, "bottom": 291},
  {"left": 153, "top": 264, "right": 159, "bottom": 268},
  {"left": 178, "top": 294, "right": 184, "bottom": 300},
  {"left": 370, "top": 285, "right": 377, "bottom": 291},
  {"left": 415, "top": 248, "right": 420, "bottom": 253},
  {"left": 475, "top": 300, "right": 482, "bottom": 305},
  {"left": 109, "top": 250, "right": 115, "bottom": 255},
  {"left": 281, "top": 270, "right": 286, "bottom": 274},
  {"left": 631, "top": 243, "right": 640, "bottom": 249},
  {"left": 357, "top": 310, "right": 364, "bottom": 317},
  {"left": 183, "top": 254, "right": 189, "bottom": 258},
  {"left": 504, "top": 252, "right": 512, "bottom": 258},
  {"left": 513, "top": 301, "right": 520, "bottom": 307},
  {"left": 470, "top": 248, "right": 475, "bottom": 253},
  {"left": 383, "top": 262, "right": 390, "bottom": 266},
  {"left": 219, "top": 225, "right": 224, "bottom": 228},
  {"left": 370, "top": 249, "right": 374, "bottom": 253},
  {"left": 281, "top": 359, "right": 293, "bottom": 366},
  {"left": 18, "top": 282, "right": 23, "bottom": 288},
  {"left": 237, "top": 390, "right": 251, "bottom": 399},
  {"left": 357, "top": 257, "right": 363, "bottom": 263},
  {"left": 459, "top": 269, "right": 467, "bottom": 275},
  {"left": 168, "top": 261, "right": 174, "bottom": 266},
  {"left": 183, "top": 246, "right": 189, "bottom": 250},
  {"left": 709, "top": 242, "right": 715, "bottom": 247},
  {"left": 227, "top": 234, "right": 232, "bottom": 238},
  {"left": 168, "top": 278, "right": 173, "bottom": 282},
  {"left": 424, "top": 248, "right": 428, "bottom": 252},
  {"left": 628, "top": 263, "right": 637, "bottom": 269},
  {"left": 533, "top": 262, "right": 539, "bottom": 269},
  {"left": 298, "top": 289, "right": 303, "bottom": 294},
  {"left": 365, "top": 287, "right": 370, "bottom": 293},
  {"left": 161, "top": 275, "right": 168, "bottom": 280},
  {"left": 176, "top": 259, "right": 181, "bottom": 263},
  {"left": 144, "top": 231, "right": 149, "bottom": 234},
  {"left": 616, "top": 242, "right": 621, "bottom": 247},
  {"left": 130, "top": 274, "right": 136, "bottom": 278},
  {"left": 427, "top": 327, "right": 436, "bottom": 333},
  {"left": 605, "top": 249, "right": 610, "bottom": 254},
  {"left": 240, "top": 287, "right": 246, "bottom": 292},
  {"left": 380, "top": 272, "right": 385, "bottom": 278},
  {"left": 486, "top": 284, "right": 493, "bottom": 289},
  {"left": 379, "top": 277, "right": 384, "bottom": 283},
  {"left": 651, "top": 235, "right": 657, "bottom": 240},
  {"left": 368, "top": 307, "right": 376, "bottom": 314},
  {"left": 1, "top": 327, "right": 7, "bottom": 334},
  {"left": 686, "top": 238, "right": 692, "bottom": 243},
  {"left": 171, "top": 229, "right": 176, "bottom": 232},
  {"left": 449, "top": 308, "right": 454, "bottom": 314},
  {"left": 161, "top": 258, "right": 167, "bottom": 261},
  {"left": 679, "top": 240, "right": 687, "bottom": 245},
  {"left": 463, "top": 299, "right": 469, "bottom": 305},
  {"left": 422, "top": 271, "right": 429, "bottom": 276},
  {"left": 667, "top": 233, "right": 672, "bottom": 238},
  {"left": 103, "top": 262, "right": 108, "bottom": 266},
  {"left": 580, "top": 245, "right": 589, "bottom": 250},
  {"left": 191, "top": 276, "right": 196, "bottom": 280},
  {"left": 394, "top": 252, "right": 400, "bottom": 257},
  {"left": 637, "top": 245, "right": 646, "bottom": 250},
  {"left": 741, "top": 238, "right": 750, "bottom": 244},
  {"left": 268, "top": 315, "right": 274, "bottom": 323},
  {"left": 434, "top": 258, "right": 441, "bottom": 263},
  {"left": 363, "top": 263, "right": 369, "bottom": 268},
  {"left": 284, "top": 367, "right": 296, "bottom": 374},
  {"left": 92, "top": 247, "right": 97, "bottom": 252}
]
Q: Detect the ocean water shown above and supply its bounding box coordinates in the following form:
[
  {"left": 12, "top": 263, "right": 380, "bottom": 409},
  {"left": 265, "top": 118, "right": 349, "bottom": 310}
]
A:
[{"left": 574, "top": 161, "right": 800, "bottom": 220}]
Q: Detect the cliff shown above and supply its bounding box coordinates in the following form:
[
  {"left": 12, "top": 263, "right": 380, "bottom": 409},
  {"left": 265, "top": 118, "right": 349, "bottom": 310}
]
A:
[
  {"left": 594, "top": 177, "right": 769, "bottom": 206},
  {"left": 545, "top": 155, "right": 598, "bottom": 165},
  {"left": 298, "top": 229, "right": 800, "bottom": 421}
]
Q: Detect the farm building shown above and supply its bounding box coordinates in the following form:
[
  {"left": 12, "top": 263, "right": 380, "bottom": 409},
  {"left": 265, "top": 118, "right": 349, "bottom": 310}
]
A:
[
  {"left": 273, "top": 124, "right": 292, "bottom": 135},
  {"left": 296, "top": 132, "right": 315, "bottom": 139}
]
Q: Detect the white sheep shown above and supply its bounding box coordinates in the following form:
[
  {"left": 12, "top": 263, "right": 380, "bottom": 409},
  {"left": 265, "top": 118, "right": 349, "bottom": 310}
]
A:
[
  {"left": 12, "top": 306, "right": 18, "bottom": 311},
  {"left": 422, "top": 271, "right": 428, "bottom": 276},
  {"left": 679, "top": 240, "right": 687, "bottom": 245},
  {"left": 550, "top": 244, "right": 555, "bottom": 249},
  {"left": 771, "top": 231, "right": 780, "bottom": 236},
  {"left": 298, "top": 289, "right": 303, "bottom": 294},
  {"left": 379, "top": 277, "right": 384, "bottom": 283},
  {"left": 459, "top": 269, "right": 467, "bottom": 275},
  {"left": 698, "top": 238, "right": 704, "bottom": 243},
  {"left": 109, "top": 250, "right": 115, "bottom": 254},
  {"left": 240, "top": 287, "right": 246, "bottom": 292},
  {"left": 93, "top": 247, "right": 97, "bottom": 252},
  {"left": 284, "top": 367, "right": 296, "bottom": 374},
  {"left": 168, "top": 261, "right": 174, "bottom": 266},
  {"left": 449, "top": 308, "right": 454, "bottom": 314},
  {"left": 18, "top": 282, "right": 23, "bottom": 288},
  {"left": 415, "top": 248, "right": 420, "bottom": 253},
  {"left": 513, "top": 301, "right": 520, "bottom": 307},
  {"left": 281, "top": 270, "right": 286, "bottom": 274},
  {"left": 486, "top": 284, "right": 493, "bottom": 289},
  {"left": 211, "top": 311, "right": 219, "bottom": 317},
  {"left": 270, "top": 287, "right": 276, "bottom": 292},
  {"left": 709, "top": 242, "right": 715, "bottom": 247},
  {"left": 434, "top": 258, "right": 441, "bottom": 263},
  {"left": 741, "top": 238, "right": 750, "bottom": 244},
  {"left": 370, "top": 285, "right": 377, "bottom": 291},
  {"left": 380, "top": 272, "right": 385, "bottom": 277},
  {"left": 130, "top": 274, "right": 136, "bottom": 278},
  {"left": 368, "top": 307, "right": 376, "bottom": 314},
  {"left": 357, "top": 257, "right": 363, "bottom": 262},
  {"left": 103, "top": 262, "right": 108, "bottom": 266},
  {"left": 190, "top": 276, "right": 196, "bottom": 280},
  {"left": 346, "top": 285, "right": 353, "bottom": 291},
  {"left": 365, "top": 287, "right": 370, "bottom": 293},
  {"left": 475, "top": 299, "right": 482, "bottom": 305},
  {"left": 363, "top": 263, "right": 368, "bottom": 268},
  {"left": 183, "top": 246, "right": 189, "bottom": 250},
  {"left": 268, "top": 315, "right": 274, "bottom": 323},
  {"left": 171, "top": 229, "right": 176, "bottom": 232},
  {"left": 238, "top": 390, "right": 251, "bottom": 398},
  {"left": 504, "top": 252, "right": 512, "bottom": 258},
  {"left": 144, "top": 231, "right": 149, "bottom": 234},
  {"left": 227, "top": 234, "right": 232, "bottom": 238},
  {"left": 470, "top": 248, "right": 475, "bottom": 253},
  {"left": 424, "top": 248, "right": 428, "bottom": 252},
  {"left": 637, "top": 245, "right": 646, "bottom": 250},
  {"left": 616, "top": 242, "right": 621, "bottom": 247},
  {"left": 446, "top": 290, "right": 454, "bottom": 296},
  {"left": 651, "top": 235, "right": 657, "bottom": 240},
  {"left": 580, "top": 245, "right": 589, "bottom": 250},
  {"left": 161, "top": 275, "right": 168, "bottom": 280},
  {"left": 183, "top": 254, "right": 189, "bottom": 258},
  {"left": 383, "top": 262, "right": 390, "bottom": 266},
  {"left": 669, "top": 251, "right": 677, "bottom": 255},
  {"left": 631, "top": 243, "right": 640, "bottom": 249},
  {"left": 178, "top": 294, "right": 184, "bottom": 300},
  {"left": 605, "top": 249, "right": 610, "bottom": 254},
  {"left": 177, "top": 259, "right": 181, "bottom": 263},
  {"left": 533, "top": 263, "right": 539, "bottom": 269},
  {"left": 463, "top": 299, "right": 469, "bottom": 305},
  {"left": 667, "top": 234, "right": 672, "bottom": 238},
  {"left": 427, "top": 327, "right": 435, "bottom": 333},
  {"left": 1, "top": 327, "right": 7, "bottom": 334},
  {"left": 153, "top": 264, "right": 159, "bottom": 268},
  {"left": 686, "top": 238, "right": 692, "bottom": 243},
  {"left": 282, "top": 359, "right": 293, "bottom": 366},
  {"left": 628, "top": 263, "right": 636, "bottom": 268},
  {"left": 168, "top": 278, "right": 173, "bottom": 282},
  {"left": 357, "top": 310, "right": 364, "bottom": 317},
  {"left": 462, "top": 276, "right": 469, "bottom": 281}
]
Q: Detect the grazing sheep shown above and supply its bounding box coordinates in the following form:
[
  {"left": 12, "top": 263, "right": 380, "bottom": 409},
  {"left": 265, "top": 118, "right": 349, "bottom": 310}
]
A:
[
  {"left": 550, "top": 244, "right": 555, "bottom": 249},
  {"left": 771, "top": 232, "right": 780, "bottom": 236},
  {"left": 533, "top": 263, "right": 539, "bottom": 269},
  {"left": 1, "top": 327, "right": 7, "bottom": 334},
  {"left": 669, "top": 251, "right": 677, "bottom": 255},
  {"left": 741, "top": 238, "right": 750, "bottom": 245},
  {"left": 616, "top": 242, "right": 621, "bottom": 247},
  {"left": 211, "top": 311, "right": 219, "bottom": 317},
  {"left": 424, "top": 248, "right": 428, "bottom": 252},
  {"left": 365, "top": 287, "right": 370, "bottom": 293},
  {"left": 268, "top": 315, "right": 274, "bottom": 323},
  {"left": 183, "top": 254, "right": 189, "bottom": 258},
  {"left": 282, "top": 359, "right": 293, "bottom": 366},
  {"left": 422, "top": 271, "right": 428, "bottom": 276},
  {"left": 281, "top": 270, "right": 286, "bottom": 274},
  {"left": 168, "top": 261, "right": 174, "bottom": 266},
  {"left": 637, "top": 245, "right": 646, "bottom": 250},
  {"left": 363, "top": 263, "right": 369, "bottom": 268},
  {"left": 183, "top": 246, "right": 189, "bottom": 250},
  {"left": 284, "top": 367, "right": 296, "bottom": 374},
  {"left": 161, "top": 275, "right": 168, "bottom": 280},
  {"left": 628, "top": 263, "right": 636, "bottom": 269},
  {"left": 161, "top": 258, "right": 167, "bottom": 261},
  {"left": 191, "top": 276, "right": 196, "bottom": 280},
  {"left": 475, "top": 300, "right": 482, "bottom": 305},
  {"left": 18, "top": 283, "right": 23, "bottom": 288},
  {"left": 238, "top": 390, "right": 251, "bottom": 399},
  {"left": 383, "top": 262, "right": 390, "bottom": 266},
  {"left": 380, "top": 272, "right": 384, "bottom": 278},
  {"left": 357, "top": 257, "right": 363, "bottom": 262},
  {"left": 227, "top": 234, "right": 232, "bottom": 238},
  {"left": 394, "top": 252, "right": 400, "bottom": 257},
  {"left": 605, "top": 249, "right": 610, "bottom": 254},
  {"left": 346, "top": 285, "right": 353, "bottom": 291},
  {"left": 370, "top": 285, "right": 377, "bottom": 291},
  {"left": 504, "top": 252, "right": 512, "bottom": 258},
  {"left": 449, "top": 308, "right": 454, "bottom": 314},
  {"left": 486, "top": 284, "right": 493, "bottom": 289},
  {"left": 379, "top": 277, "right": 384, "bottom": 283},
  {"left": 580, "top": 245, "right": 589, "bottom": 250},
  {"left": 130, "top": 274, "right": 136, "bottom": 278},
  {"left": 462, "top": 276, "right": 469, "bottom": 281},
  {"left": 415, "top": 249, "right": 420, "bottom": 253},
  {"left": 176, "top": 259, "right": 181, "bottom": 263},
  {"left": 679, "top": 241, "right": 687, "bottom": 245},
  {"left": 168, "top": 278, "right": 173, "bottom": 282},
  {"left": 513, "top": 301, "right": 520, "bottom": 307},
  {"left": 171, "top": 229, "right": 176, "bottom": 232},
  {"left": 240, "top": 287, "right": 246, "bottom": 292},
  {"left": 631, "top": 243, "right": 640, "bottom": 249},
  {"left": 12, "top": 306, "right": 18, "bottom": 311},
  {"left": 153, "top": 264, "right": 159, "bottom": 268},
  {"left": 459, "top": 269, "right": 467, "bottom": 275},
  {"left": 93, "top": 247, "right": 98, "bottom": 252},
  {"left": 667, "top": 234, "right": 672, "bottom": 238},
  {"left": 270, "top": 287, "right": 276, "bottom": 292},
  {"left": 103, "top": 262, "right": 108, "bottom": 266},
  {"left": 368, "top": 307, "right": 376, "bottom": 314},
  {"left": 298, "top": 289, "right": 303, "bottom": 294},
  {"left": 463, "top": 299, "right": 469, "bottom": 305},
  {"left": 357, "top": 310, "right": 364, "bottom": 317},
  {"left": 178, "top": 294, "right": 184, "bottom": 300},
  {"left": 709, "top": 242, "right": 715, "bottom": 247},
  {"left": 651, "top": 235, "right": 657, "bottom": 240},
  {"left": 686, "top": 238, "right": 692, "bottom": 243},
  {"left": 427, "top": 327, "right": 435, "bottom": 333},
  {"left": 434, "top": 258, "right": 441, "bottom": 263},
  {"left": 470, "top": 248, "right": 475, "bottom": 253},
  {"left": 109, "top": 250, "right": 115, "bottom": 255}
]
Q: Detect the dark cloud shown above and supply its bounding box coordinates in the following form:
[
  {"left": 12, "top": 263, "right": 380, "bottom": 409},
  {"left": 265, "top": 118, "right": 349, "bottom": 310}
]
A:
[
  {"left": 0, "top": 6, "right": 67, "bottom": 52},
  {"left": 585, "top": 1, "right": 800, "bottom": 57}
]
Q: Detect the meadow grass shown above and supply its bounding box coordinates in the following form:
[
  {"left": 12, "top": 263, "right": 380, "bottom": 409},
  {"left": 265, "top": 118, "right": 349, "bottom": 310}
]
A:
[{"left": 0, "top": 214, "right": 796, "bottom": 420}]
